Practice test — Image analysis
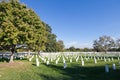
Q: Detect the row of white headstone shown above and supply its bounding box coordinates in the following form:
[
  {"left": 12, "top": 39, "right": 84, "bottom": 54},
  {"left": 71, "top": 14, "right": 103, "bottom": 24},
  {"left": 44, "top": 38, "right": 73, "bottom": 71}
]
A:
[
  {"left": 38, "top": 55, "right": 119, "bottom": 65},
  {"left": 28, "top": 55, "right": 120, "bottom": 73},
  {"left": 28, "top": 54, "right": 120, "bottom": 67},
  {"left": 28, "top": 55, "right": 40, "bottom": 67},
  {"left": 63, "top": 61, "right": 120, "bottom": 71}
]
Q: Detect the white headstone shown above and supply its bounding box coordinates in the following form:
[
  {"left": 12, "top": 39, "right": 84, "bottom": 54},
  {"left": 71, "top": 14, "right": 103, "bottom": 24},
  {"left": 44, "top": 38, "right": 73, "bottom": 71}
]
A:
[
  {"left": 81, "top": 56, "right": 83, "bottom": 60},
  {"left": 94, "top": 56, "right": 95, "bottom": 58},
  {"left": 51, "top": 58, "right": 53, "bottom": 62},
  {"left": 113, "top": 64, "right": 116, "bottom": 70},
  {"left": 97, "top": 57, "right": 99, "bottom": 60},
  {"left": 20, "top": 57, "right": 22, "bottom": 60},
  {"left": 36, "top": 58, "right": 39, "bottom": 66},
  {"left": 112, "top": 57, "right": 114, "bottom": 61},
  {"left": 56, "top": 60, "right": 58, "bottom": 64},
  {"left": 105, "top": 65, "right": 109, "bottom": 73},
  {"left": 104, "top": 58, "right": 106, "bottom": 62},
  {"left": 88, "top": 56, "right": 90, "bottom": 59},
  {"left": 76, "top": 57, "right": 79, "bottom": 62},
  {"left": 70, "top": 59, "right": 72, "bottom": 63},
  {"left": 64, "top": 63, "right": 67, "bottom": 69},
  {"left": 44, "top": 59, "right": 46, "bottom": 63},
  {"left": 94, "top": 58, "right": 97, "bottom": 64},
  {"left": 118, "top": 57, "right": 119, "bottom": 60},
  {"left": 14, "top": 56, "right": 16, "bottom": 59},
  {"left": 63, "top": 57, "right": 65, "bottom": 61},
  {"left": 46, "top": 60, "right": 49, "bottom": 65},
  {"left": 104, "top": 57, "right": 106, "bottom": 60},
  {"left": 41, "top": 57, "right": 44, "bottom": 61},
  {"left": 57, "top": 58, "right": 60, "bottom": 62},
  {"left": 29, "top": 58, "right": 32, "bottom": 61},
  {"left": 90, "top": 56, "right": 92, "bottom": 59},
  {"left": 85, "top": 58, "right": 88, "bottom": 61},
  {"left": 81, "top": 58, "right": 83, "bottom": 61},
  {"left": 63, "top": 60, "right": 66, "bottom": 63},
  {"left": 66, "top": 57, "right": 68, "bottom": 59},
  {"left": 108, "top": 58, "right": 111, "bottom": 62},
  {"left": 82, "top": 60, "right": 84, "bottom": 66}
]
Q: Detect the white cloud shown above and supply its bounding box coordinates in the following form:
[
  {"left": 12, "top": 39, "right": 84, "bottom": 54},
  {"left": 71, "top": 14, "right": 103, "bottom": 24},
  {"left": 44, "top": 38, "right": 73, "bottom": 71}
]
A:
[
  {"left": 65, "top": 41, "right": 92, "bottom": 48},
  {"left": 65, "top": 41, "right": 78, "bottom": 48},
  {"left": 78, "top": 43, "right": 92, "bottom": 48}
]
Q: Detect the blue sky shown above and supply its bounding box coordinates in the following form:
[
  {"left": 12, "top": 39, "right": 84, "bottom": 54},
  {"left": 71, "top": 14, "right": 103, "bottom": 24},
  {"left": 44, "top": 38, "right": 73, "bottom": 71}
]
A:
[{"left": 20, "top": 0, "right": 120, "bottom": 48}]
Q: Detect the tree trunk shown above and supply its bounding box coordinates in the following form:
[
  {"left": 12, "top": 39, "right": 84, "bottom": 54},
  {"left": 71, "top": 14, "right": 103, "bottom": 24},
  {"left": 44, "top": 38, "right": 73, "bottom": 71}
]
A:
[
  {"left": 9, "top": 45, "right": 15, "bottom": 63},
  {"left": 9, "top": 52, "right": 14, "bottom": 63}
]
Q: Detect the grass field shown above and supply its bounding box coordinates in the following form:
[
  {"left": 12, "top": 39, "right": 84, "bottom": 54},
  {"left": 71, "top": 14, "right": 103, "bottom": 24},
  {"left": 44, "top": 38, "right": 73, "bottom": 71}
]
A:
[{"left": 0, "top": 56, "right": 120, "bottom": 80}]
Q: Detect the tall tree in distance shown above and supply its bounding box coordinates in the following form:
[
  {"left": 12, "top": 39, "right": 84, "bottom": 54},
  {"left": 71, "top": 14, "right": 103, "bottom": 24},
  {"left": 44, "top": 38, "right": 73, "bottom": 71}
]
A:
[
  {"left": 68, "top": 46, "right": 76, "bottom": 52},
  {"left": 56, "top": 40, "right": 64, "bottom": 52},
  {"left": 44, "top": 23, "right": 57, "bottom": 52},
  {"left": 44, "top": 23, "right": 64, "bottom": 52},
  {"left": 93, "top": 35, "right": 115, "bottom": 53}
]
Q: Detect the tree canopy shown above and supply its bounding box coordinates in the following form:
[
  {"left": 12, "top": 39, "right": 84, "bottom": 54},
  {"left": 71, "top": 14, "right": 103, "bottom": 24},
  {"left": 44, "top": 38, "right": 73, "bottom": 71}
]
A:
[
  {"left": 0, "top": 0, "right": 48, "bottom": 50},
  {"left": 93, "top": 35, "right": 115, "bottom": 52}
]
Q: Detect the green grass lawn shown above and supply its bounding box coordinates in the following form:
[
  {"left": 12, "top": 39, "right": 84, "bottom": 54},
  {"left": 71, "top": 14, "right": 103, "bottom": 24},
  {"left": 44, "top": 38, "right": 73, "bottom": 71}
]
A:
[{"left": 0, "top": 57, "right": 120, "bottom": 80}]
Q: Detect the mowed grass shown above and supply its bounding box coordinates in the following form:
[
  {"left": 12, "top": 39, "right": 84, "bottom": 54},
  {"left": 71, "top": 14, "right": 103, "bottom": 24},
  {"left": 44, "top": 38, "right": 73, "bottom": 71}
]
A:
[{"left": 0, "top": 57, "right": 120, "bottom": 80}]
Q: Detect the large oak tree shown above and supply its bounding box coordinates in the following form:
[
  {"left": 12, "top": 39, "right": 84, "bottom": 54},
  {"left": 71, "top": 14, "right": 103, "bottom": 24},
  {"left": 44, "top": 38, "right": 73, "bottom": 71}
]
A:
[
  {"left": 0, "top": 0, "right": 47, "bottom": 62},
  {"left": 93, "top": 35, "right": 115, "bottom": 53}
]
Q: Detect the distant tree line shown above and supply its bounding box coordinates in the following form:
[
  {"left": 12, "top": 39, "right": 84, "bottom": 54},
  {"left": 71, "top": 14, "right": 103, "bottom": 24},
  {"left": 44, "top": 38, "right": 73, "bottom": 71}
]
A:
[
  {"left": 93, "top": 35, "right": 120, "bottom": 52},
  {"left": 65, "top": 35, "right": 120, "bottom": 52},
  {"left": 65, "top": 46, "right": 94, "bottom": 52}
]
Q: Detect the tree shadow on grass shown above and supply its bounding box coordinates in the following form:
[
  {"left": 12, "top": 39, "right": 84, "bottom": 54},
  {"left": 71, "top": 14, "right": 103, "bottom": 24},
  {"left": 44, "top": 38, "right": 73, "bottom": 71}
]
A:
[
  {"left": 32, "top": 63, "right": 36, "bottom": 66},
  {"left": 38, "top": 63, "right": 120, "bottom": 80},
  {"left": 0, "top": 58, "right": 9, "bottom": 62},
  {"left": 38, "top": 73, "right": 71, "bottom": 80}
]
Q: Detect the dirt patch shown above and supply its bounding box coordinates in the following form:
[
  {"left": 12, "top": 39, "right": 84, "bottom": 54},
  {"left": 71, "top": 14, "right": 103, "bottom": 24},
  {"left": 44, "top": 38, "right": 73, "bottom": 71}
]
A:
[{"left": 0, "top": 61, "right": 24, "bottom": 68}]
